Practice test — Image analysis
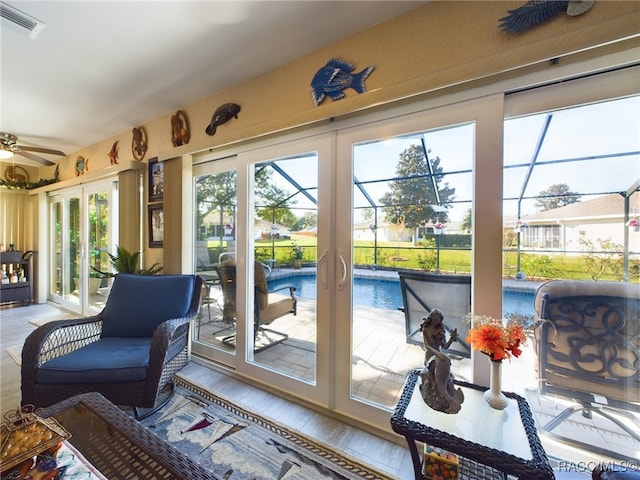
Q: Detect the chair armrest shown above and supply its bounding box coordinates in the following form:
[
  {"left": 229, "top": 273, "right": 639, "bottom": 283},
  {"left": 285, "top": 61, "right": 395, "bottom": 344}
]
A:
[
  {"left": 22, "top": 316, "right": 103, "bottom": 368},
  {"left": 21, "top": 316, "right": 103, "bottom": 407},
  {"left": 269, "top": 285, "right": 297, "bottom": 299},
  {"left": 147, "top": 316, "right": 191, "bottom": 376}
]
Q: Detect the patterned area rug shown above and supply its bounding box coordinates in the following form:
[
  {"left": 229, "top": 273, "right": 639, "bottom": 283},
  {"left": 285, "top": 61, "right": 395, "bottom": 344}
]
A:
[{"left": 141, "top": 377, "right": 389, "bottom": 480}]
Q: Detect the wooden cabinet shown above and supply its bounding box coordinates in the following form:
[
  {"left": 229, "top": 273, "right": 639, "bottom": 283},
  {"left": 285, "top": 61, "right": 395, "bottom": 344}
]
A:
[{"left": 0, "top": 251, "right": 33, "bottom": 306}]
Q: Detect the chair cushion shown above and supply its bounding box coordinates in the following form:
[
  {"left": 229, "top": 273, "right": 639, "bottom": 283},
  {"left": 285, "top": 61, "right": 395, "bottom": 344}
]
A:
[
  {"left": 254, "top": 261, "right": 269, "bottom": 310},
  {"left": 36, "top": 337, "right": 151, "bottom": 384},
  {"left": 101, "top": 274, "right": 196, "bottom": 337},
  {"left": 258, "top": 295, "right": 294, "bottom": 325}
]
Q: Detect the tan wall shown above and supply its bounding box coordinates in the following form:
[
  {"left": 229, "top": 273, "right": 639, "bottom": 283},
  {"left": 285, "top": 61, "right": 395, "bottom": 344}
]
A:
[
  {"left": 49, "top": 2, "right": 640, "bottom": 176},
  {"left": 28, "top": 1, "right": 640, "bottom": 268}
]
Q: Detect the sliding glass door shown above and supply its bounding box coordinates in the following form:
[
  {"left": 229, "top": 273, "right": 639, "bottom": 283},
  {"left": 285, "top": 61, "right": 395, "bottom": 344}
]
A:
[
  {"left": 49, "top": 179, "right": 116, "bottom": 315},
  {"left": 191, "top": 136, "right": 332, "bottom": 401},
  {"left": 334, "top": 96, "right": 504, "bottom": 427},
  {"left": 191, "top": 98, "right": 503, "bottom": 431}
]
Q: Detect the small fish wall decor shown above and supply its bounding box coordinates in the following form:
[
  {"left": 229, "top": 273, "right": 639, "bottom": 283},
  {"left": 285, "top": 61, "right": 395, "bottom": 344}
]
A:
[
  {"left": 75, "top": 156, "right": 88, "bottom": 176},
  {"left": 499, "top": 0, "right": 595, "bottom": 33},
  {"left": 206, "top": 103, "right": 241, "bottom": 136},
  {"left": 108, "top": 140, "right": 119, "bottom": 165},
  {"left": 171, "top": 110, "right": 190, "bottom": 147},
  {"left": 310, "top": 58, "right": 374, "bottom": 107},
  {"left": 132, "top": 126, "right": 148, "bottom": 161}
]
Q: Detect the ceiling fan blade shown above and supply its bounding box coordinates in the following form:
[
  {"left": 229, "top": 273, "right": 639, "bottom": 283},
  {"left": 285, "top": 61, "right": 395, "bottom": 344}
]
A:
[
  {"left": 18, "top": 145, "right": 66, "bottom": 156},
  {"left": 15, "top": 150, "right": 56, "bottom": 166}
]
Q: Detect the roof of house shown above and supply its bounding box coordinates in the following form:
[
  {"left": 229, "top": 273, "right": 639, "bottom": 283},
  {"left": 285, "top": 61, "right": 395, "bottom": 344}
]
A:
[{"left": 523, "top": 193, "right": 639, "bottom": 224}]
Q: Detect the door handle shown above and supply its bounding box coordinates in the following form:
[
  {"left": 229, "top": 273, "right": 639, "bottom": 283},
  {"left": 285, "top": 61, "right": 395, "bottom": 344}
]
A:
[
  {"left": 337, "top": 251, "right": 347, "bottom": 291},
  {"left": 318, "top": 250, "right": 328, "bottom": 289}
]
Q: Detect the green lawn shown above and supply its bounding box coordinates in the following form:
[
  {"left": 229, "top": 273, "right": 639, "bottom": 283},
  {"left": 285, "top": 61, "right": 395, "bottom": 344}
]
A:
[{"left": 217, "top": 236, "right": 638, "bottom": 282}]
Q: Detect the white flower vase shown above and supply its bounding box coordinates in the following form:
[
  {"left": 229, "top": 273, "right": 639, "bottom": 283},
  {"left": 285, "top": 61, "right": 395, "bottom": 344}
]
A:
[{"left": 484, "top": 359, "right": 508, "bottom": 410}]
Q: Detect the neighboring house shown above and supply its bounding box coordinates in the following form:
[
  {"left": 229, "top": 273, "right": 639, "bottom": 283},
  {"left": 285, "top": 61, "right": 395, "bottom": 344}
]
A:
[
  {"left": 514, "top": 194, "right": 640, "bottom": 254},
  {"left": 254, "top": 219, "right": 291, "bottom": 240}
]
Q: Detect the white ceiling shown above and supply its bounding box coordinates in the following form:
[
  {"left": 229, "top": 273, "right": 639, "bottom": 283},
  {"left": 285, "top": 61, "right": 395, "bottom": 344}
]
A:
[{"left": 0, "top": 1, "right": 427, "bottom": 166}]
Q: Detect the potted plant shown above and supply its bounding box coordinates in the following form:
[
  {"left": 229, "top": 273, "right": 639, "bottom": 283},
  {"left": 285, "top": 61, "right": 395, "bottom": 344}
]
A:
[
  {"left": 91, "top": 245, "right": 163, "bottom": 277},
  {"left": 291, "top": 243, "right": 304, "bottom": 269}
]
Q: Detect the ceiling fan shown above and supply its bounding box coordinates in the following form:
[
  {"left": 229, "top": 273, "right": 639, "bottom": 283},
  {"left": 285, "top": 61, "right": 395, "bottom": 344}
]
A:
[{"left": 0, "top": 132, "right": 66, "bottom": 166}]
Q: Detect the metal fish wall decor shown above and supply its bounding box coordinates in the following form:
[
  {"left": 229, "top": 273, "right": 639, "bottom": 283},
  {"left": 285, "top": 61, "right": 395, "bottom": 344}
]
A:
[
  {"left": 499, "top": 0, "right": 594, "bottom": 33},
  {"left": 310, "top": 58, "right": 374, "bottom": 107}
]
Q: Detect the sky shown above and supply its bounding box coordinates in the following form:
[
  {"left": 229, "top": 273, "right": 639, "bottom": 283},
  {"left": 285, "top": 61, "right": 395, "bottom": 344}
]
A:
[{"left": 264, "top": 95, "right": 640, "bottom": 224}]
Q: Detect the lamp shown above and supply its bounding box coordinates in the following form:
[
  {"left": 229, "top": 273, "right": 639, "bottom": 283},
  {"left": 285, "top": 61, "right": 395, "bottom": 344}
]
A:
[{"left": 0, "top": 147, "right": 14, "bottom": 160}]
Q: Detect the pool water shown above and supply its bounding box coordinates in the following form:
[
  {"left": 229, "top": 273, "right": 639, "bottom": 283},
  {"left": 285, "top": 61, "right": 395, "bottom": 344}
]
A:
[{"left": 268, "top": 275, "right": 535, "bottom": 316}]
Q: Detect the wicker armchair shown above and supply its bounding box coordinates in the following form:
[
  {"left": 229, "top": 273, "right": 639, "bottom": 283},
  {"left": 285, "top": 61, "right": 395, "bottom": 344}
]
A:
[
  {"left": 532, "top": 280, "right": 640, "bottom": 458},
  {"left": 21, "top": 274, "right": 202, "bottom": 419}
]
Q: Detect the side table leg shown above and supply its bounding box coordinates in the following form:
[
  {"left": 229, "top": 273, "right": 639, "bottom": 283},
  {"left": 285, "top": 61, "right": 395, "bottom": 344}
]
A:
[{"left": 404, "top": 436, "right": 423, "bottom": 480}]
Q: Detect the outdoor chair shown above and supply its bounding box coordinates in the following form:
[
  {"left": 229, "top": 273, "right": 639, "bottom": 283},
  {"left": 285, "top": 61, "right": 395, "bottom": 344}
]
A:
[
  {"left": 217, "top": 259, "right": 297, "bottom": 352},
  {"left": 195, "top": 241, "right": 216, "bottom": 271},
  {"left": 21, "top": 274, "right": 202, "bottom": 419},
  {"left": 398, "top": 270, "right": 472, "bottom": 358},
  {"left": 532, "top": 280, "right": 640, "bottom": 459}
]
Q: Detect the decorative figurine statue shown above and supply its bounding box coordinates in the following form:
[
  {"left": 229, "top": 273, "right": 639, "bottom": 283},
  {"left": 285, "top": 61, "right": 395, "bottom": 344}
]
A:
[{"left": 419, "top": 308, "right": 465, "bottom": 414}]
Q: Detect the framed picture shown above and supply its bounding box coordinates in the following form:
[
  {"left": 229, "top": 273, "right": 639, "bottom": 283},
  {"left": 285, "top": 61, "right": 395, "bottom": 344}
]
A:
[
  {"left": 148, "top": 157, "right": 164, "bottom": 203},
  {"left": 148, "top": 204, "right": 164, "bottom": 248}
]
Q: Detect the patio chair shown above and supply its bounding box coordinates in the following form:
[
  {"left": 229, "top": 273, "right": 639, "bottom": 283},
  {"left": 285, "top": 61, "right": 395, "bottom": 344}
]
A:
[
  {"left": 532, "top": 280, "right": 640, "bottom": 458},
  {"left": 21, "top": 274, "right": 202, "bottom": 419},
  {"left": 398, "top": 271, "right": 472, "bottom": 358},
  {"left": 195, "top": 241, "right": 215, "bottom": 271},
  {"left": 217, "top": 259, "right": 296, "bottom": 352}
]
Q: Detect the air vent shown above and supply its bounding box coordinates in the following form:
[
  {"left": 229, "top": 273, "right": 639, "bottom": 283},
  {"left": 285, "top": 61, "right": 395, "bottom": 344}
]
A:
[{"left": 0, "top": 2, "right": 45, "bottom": 39}]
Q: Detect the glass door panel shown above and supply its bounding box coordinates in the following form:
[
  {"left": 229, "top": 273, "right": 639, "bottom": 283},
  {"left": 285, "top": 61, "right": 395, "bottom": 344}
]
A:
[
  {"left": 49, "top": 193, "right": 81, "bottom": 312},
  {"left": 249, "top": 152, "right": 319, "bottom": 383},
  {"left": 335, "top": 97, "right": 503, "bottom": 430},
  {"left": 193, "top": 135, "right": 331, "bottom": 404},
  {"left": 192, "top": 166, "right": 238, "bottom": 357},
  {"left": 48, "top": 181, "right": 115, "bottom": 315},
  {"left": 87, "top": 189, "right": 111, "bottom": 312},
  {"left": 348, "top": 124, "right": 475, "bottom": 409},
  {"left": 50, "top": 201, "right": 62, "bottom": 297}
]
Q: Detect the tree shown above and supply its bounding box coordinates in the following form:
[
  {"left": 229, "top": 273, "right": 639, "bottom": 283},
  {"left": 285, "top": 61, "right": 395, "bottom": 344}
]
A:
[
  {"left": 460, "top": 208, "right": 472, "bottom": 233},
  {"left": 535, "top": 183, "right": 580, "bottom": 212},
  {"left": 379, "top": 144, "right": 455, "bottom": 228},
  {"left": 195, "top": 171, "right": 237, "bottom": 240},
  {"left": 195, "top": 165, "right": 298, "bottom": 240}
]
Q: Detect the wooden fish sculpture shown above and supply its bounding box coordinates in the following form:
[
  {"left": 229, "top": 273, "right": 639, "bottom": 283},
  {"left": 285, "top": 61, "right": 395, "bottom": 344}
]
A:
[
  {"left": 171, "top": 110, "right": 190, "bottom": 147},
  {"left": 132, "top": 126, "right": 147, "bottom": 161},
  {"left": 108, "top": 140, "right": 119, "bottom": 165},
  {"left": 310, "top": 58, "right": 374, "bottom": 107},
  {"left": 205, "top": 103, "right": 241, "bottom": 136}
]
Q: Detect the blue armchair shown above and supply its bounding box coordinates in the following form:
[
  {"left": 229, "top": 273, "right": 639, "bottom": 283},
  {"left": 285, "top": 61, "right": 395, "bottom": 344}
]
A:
[{"left": 21, "top": 274, "right": 202, "bottom": 418}]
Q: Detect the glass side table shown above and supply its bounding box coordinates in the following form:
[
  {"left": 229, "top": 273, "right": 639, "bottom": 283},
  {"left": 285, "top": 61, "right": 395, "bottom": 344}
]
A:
[{"left": 391, "top": 369, "right": 554, "bottom": 480}]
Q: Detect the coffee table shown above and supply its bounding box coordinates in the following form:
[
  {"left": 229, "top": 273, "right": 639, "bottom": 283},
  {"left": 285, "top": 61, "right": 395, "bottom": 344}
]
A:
[
  {"left": 391, "top": 369, "right": 555, "bottom": 480},
  {"left": 41, "top": 392, "right": 219, "bottom": 480}
]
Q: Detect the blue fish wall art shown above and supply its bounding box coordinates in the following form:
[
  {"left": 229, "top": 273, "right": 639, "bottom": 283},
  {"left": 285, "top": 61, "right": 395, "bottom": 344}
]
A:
[
  {"left": 310, "top": 58, "right": 374, "bottom": 107},
  {"left": 206, "top": 103, "right": 241, "bottom": 136}
]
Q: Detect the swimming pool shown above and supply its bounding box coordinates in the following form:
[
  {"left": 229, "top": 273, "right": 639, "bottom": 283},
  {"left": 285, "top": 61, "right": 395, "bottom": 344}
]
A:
[{"left": 268, "top": 274, "right": 535, "bottom": 316}]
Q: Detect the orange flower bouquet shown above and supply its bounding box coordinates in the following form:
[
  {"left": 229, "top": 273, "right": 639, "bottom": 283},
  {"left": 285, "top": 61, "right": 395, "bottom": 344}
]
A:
[{"left": 465, "top": 315, "right": 526, "bottom": 362}]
